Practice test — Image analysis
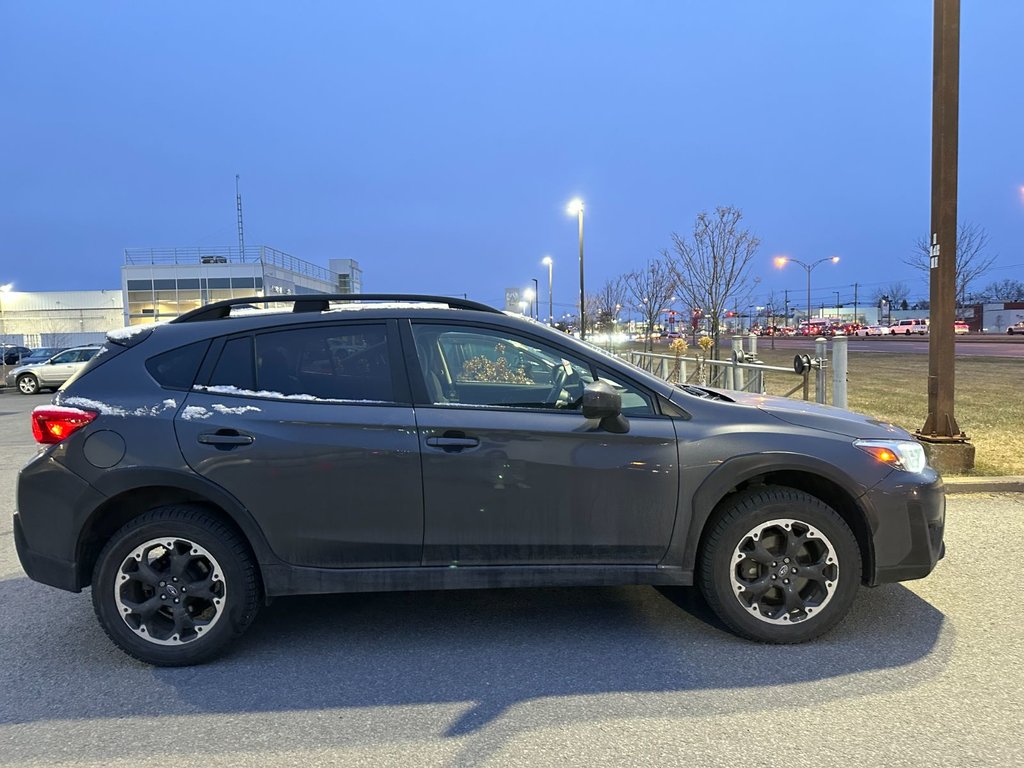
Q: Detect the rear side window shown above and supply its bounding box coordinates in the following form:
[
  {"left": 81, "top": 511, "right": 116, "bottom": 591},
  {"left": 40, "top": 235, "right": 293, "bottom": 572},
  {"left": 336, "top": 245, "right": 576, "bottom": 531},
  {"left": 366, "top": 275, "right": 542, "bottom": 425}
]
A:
[
  {"left": 50, "top": 350, "right": 79, "bottom": 364},
  {"left": 146, "top": 341, "right": 211, "bottom": 390},
  {"left": 209, "top": 337, "right": 256, "bottom": 391},
  {"left": 254, "top": 324, "right": 393, "bottom": 401}
]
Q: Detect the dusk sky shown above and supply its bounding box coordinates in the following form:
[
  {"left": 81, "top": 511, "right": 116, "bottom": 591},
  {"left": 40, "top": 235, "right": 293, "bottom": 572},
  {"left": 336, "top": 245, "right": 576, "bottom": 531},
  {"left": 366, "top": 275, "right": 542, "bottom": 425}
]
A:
[{"left": 2, "top": 2, "right": 1022, "bottom": 315}]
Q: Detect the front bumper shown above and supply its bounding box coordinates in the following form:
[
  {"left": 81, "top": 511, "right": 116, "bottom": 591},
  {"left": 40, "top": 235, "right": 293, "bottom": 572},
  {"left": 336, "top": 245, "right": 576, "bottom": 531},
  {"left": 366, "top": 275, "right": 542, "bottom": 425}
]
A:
[{"left": 864, "top": 468, "right": 945, "bottom": 585}]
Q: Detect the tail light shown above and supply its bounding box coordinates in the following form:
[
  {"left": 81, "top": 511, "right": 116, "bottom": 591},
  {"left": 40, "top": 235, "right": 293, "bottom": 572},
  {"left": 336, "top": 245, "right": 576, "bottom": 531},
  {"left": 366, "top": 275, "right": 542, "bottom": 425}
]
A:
[{"left": 31, "top": 406, "right": 97, "bottom": 445}]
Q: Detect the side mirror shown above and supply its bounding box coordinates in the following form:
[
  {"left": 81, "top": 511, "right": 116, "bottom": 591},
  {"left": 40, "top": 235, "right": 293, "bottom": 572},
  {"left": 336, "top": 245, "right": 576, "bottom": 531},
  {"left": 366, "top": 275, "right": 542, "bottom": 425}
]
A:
[{"left": 582, "top": 380, "right": 629, "bottom": 434}]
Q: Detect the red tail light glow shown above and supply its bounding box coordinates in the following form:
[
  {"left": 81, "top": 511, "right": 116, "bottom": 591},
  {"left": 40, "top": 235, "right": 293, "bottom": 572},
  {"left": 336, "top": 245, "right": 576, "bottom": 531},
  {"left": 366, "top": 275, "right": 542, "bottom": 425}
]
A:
[{"left": 31, "top": 406, "right": 97, "bottom": 445}]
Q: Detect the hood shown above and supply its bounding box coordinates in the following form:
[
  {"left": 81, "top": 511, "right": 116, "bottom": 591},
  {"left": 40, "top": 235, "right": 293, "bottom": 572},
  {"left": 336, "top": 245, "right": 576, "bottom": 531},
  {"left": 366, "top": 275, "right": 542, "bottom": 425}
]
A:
[{"left": 718, "top": 390, "right": 911, "bottom": 440}]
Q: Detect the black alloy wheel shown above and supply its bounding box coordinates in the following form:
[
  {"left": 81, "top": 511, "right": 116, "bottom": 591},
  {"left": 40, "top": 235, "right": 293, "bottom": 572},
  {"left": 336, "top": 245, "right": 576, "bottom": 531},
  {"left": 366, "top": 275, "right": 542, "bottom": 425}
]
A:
[
  {"left": 92, "top": 505, "right": 261, "bottom": 666},
  {"left": 699, "top": 486, "right": 861, "bottom": 643}
]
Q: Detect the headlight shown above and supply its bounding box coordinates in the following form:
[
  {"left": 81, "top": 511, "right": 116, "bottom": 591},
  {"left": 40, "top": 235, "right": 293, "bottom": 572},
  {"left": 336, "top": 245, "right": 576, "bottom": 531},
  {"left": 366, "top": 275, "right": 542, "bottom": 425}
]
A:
[{"left": 854, "top": 439, "right": 928, "bottom": 473}]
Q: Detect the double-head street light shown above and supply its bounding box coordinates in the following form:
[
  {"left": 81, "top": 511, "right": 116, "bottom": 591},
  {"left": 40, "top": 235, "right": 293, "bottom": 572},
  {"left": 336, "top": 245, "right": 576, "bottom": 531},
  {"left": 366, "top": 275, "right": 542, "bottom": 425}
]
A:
[
  {"left": 774, "top": 255, "right": 840, "bottom": 332},
  {"left": 567, "top": 198, "right": 585, "bottom": 339},
  {"left": 541, "top": 256, "right": 553, "bottom": 326}
]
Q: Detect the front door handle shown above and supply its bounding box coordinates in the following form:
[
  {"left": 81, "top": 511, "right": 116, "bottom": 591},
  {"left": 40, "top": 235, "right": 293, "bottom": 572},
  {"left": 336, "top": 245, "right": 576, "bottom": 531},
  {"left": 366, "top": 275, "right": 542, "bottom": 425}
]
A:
[
  {"left": 425, "top": 434, "right": 480, "bottom": 452},
  {"left": 198, "top": 431, "right": 255, "bottom": 446}
]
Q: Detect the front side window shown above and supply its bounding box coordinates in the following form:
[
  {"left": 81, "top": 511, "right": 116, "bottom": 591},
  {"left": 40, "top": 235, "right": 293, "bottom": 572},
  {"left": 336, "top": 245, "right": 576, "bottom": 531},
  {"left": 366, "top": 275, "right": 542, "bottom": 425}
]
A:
[
  {"left": 412, "top": 324, "right": 593, "bottom": 409},
  {"left": 594, "top": 370, "right": 655, "bottom": 416},
  {"left": 50, "top": 351, "right": 78, "bottom": 364}
]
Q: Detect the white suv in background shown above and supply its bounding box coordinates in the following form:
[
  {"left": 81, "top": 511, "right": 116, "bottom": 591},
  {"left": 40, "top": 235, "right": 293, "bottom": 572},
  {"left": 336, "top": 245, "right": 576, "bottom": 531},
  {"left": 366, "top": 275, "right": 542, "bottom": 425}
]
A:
[{"left": 889, "top": 318, "right": 929, "bottom": 335}]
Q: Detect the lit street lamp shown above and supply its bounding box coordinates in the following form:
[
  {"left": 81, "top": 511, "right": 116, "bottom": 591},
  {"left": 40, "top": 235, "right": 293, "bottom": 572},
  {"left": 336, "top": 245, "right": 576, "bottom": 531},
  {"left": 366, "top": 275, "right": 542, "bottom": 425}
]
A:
[
  {"left": 567, "top": 198, "right": 585, "bottom": 339},
  {"left": 542, "top": 256, "right": 553, "bottom": 326},
  {"left": 774, "top": 256, "right": 840, "bottom": 332},
  {"left": 522, "top": 287, "right": 535, "bottom": 319},
  {"left": 0, "top": 283, "right": 12, "bottom": 355},
  {"left": 518, "top": 299, "right": 529, "bottom": 316}
]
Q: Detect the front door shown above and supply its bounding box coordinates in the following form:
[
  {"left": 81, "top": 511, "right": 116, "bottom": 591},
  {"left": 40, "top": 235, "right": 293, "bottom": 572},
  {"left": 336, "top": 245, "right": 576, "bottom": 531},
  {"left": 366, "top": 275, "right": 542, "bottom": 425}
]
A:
[{"left": 409, "top": 322, "right": 680, "bottom": 566}]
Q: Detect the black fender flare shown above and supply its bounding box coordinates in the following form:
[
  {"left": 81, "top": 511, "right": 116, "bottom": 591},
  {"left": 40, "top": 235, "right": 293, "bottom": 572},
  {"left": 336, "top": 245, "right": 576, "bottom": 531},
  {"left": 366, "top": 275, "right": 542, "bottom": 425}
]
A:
[
  {"left": 84, "top": 466, "right": 279, "bottom": 567},
  {"left": 678, "top": 452, "right": 874, "bottom": 572}
]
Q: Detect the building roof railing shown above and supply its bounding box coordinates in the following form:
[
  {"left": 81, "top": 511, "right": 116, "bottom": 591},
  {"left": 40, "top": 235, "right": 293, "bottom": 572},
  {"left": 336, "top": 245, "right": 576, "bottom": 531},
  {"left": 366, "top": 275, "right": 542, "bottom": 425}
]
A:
[{"left": 123, "top": 246, "right": 339, "bottom": 284}]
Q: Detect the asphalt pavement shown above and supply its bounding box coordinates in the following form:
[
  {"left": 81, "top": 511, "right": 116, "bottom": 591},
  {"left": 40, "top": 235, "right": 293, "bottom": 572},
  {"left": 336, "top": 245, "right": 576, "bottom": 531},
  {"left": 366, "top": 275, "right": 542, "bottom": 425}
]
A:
[{"left": 1, "top": 390, "right": 1022, "bottom": 767}]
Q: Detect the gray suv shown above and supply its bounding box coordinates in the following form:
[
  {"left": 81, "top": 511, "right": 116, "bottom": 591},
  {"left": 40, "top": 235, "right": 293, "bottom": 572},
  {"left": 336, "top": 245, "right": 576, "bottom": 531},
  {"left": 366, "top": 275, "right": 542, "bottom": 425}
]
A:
[
  {"left": 14, "top": 295, "right": 945, "bottom": 665},
  {"left": 6, "top": 345, "right": 102, "bottom": 394}
]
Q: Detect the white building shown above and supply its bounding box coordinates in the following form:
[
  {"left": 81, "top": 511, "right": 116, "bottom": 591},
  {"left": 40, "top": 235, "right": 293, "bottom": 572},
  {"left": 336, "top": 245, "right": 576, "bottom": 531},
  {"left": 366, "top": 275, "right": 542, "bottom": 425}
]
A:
[
  {"left": 0, "top": 290, "right": 123, "bottom": 348},
  {"left": 122, "top": 246, "right": 361, "bottom": 325},
  {"left": 0, "top": 247, "right": 363, "bottom": 350}
]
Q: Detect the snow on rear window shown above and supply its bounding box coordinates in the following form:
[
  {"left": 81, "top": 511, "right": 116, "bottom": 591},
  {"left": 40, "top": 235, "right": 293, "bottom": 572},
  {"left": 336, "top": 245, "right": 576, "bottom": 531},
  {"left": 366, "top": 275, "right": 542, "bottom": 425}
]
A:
[
  {"left": 211, "top": 403, "right": 262, "bottom": 415},
  {"left": 195, "top": 384, "right": 387, "bottom": 405}
]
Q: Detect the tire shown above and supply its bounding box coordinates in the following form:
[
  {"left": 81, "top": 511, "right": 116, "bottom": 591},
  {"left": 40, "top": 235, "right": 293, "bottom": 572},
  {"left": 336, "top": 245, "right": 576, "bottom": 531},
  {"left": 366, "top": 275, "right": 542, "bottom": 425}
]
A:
[
  {"left": 92, "top": 505, "right": 262, "bottom": 666},
  {"left": 17, "top": 374, "right": 39, "bottom": 395},
  {"left": 698, "top": 486, "right": 861, "bottom": 643}
]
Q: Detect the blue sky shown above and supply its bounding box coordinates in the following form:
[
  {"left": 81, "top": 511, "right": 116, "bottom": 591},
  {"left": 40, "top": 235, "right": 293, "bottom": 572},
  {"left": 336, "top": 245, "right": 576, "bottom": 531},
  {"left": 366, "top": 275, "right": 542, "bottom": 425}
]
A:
[{"left": 1, "top": 1, "right": 1021, "bottom": 314}]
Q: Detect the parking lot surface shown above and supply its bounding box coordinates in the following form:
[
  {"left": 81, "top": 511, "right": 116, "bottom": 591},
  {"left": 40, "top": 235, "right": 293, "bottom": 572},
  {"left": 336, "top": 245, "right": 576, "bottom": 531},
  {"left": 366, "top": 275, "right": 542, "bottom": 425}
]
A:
[{"left": 1, "top": 391, "right": 1022, "bottom": 767}]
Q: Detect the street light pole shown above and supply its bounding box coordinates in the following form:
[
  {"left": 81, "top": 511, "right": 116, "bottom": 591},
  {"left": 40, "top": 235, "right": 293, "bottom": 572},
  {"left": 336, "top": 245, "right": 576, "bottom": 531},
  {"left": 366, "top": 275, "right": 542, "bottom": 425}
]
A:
[
  {"left": 774, "top": 256, "right": 840, "bottom": 333},
  {"left": 567, "top": 199, "right": 585, "bottom": 339},
  {"left": 542, "top": 256, "right": 553, "bottom": 326},
  {"left": 0, "top": 283, "right": 12, "bottom": 353},
  {"left": 531, "top": 278, "right": 539, "bottom": 320}
]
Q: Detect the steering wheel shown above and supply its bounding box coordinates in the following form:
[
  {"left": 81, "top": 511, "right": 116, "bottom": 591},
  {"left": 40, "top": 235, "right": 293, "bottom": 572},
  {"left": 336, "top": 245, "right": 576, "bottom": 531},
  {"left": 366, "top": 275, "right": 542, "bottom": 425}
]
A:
[{"left": 545, "top": 363, "right": 582, "bottom": 407}]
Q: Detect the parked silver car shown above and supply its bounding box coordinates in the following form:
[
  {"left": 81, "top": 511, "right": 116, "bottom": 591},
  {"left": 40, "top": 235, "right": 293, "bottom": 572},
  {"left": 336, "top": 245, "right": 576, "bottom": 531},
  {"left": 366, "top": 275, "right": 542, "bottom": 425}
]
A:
[{"left": 5, "top": 346, "right": 102, "bottom": 394}]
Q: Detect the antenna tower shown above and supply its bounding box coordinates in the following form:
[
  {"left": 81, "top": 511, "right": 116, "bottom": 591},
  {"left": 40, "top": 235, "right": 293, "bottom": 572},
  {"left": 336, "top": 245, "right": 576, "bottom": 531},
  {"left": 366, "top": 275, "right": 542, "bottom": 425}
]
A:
[{"left": 235, "top": 174, "right": 246, "bottom": 259}]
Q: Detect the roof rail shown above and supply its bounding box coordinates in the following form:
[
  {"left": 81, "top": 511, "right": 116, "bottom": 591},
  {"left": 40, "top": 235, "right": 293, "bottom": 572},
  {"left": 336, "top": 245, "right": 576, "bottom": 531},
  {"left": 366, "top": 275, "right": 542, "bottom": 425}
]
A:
[{"left": 170, "top": 294, "right": 502, "bottom": 324}]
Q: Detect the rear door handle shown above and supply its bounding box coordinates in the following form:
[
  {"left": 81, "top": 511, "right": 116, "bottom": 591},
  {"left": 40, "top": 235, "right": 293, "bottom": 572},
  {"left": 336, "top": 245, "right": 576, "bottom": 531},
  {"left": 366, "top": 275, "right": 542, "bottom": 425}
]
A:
[
  {"left": 425, "top": 436, "right": 479, "bottom": 451},
  {"left": 198, "top": 431, "right": 255, "bottom": 446}
]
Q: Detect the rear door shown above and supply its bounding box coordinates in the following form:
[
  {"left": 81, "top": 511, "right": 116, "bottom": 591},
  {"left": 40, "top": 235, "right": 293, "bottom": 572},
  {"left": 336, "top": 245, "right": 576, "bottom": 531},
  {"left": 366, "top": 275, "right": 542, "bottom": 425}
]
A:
[{"left": 175, "top": 320, "right": 424, "bottom": 568}]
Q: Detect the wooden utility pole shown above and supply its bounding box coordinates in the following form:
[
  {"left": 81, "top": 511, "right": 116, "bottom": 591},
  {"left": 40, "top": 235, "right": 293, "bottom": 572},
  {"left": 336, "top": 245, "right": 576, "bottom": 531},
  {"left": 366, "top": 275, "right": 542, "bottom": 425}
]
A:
[{"left": 919, "top": 0, "right": 972, "bottom": 470}]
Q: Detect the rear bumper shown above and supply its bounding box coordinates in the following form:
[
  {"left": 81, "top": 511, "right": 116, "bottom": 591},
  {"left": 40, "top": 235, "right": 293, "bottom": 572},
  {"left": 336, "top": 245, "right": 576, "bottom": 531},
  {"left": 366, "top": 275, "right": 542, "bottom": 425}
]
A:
[
  {"left": 13, "top": 513, "right": 81, "bottom": 592},
  {"left": 15, "top": 452, "right": 107, "bottom": 593},
  {"left": 864, "top": 468, "right": 945, "bottom": 585}
]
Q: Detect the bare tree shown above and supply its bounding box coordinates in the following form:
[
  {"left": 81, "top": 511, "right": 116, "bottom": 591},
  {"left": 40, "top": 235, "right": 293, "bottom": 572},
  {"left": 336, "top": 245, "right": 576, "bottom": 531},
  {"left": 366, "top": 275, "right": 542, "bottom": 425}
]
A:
[
  {"left": 905, "top": 222, "right": 996, "bottom": 306},
  {"left": 978, "top": 279, "right": 1024, "bottom": 303},
  {"left": 871, "top": 281, "right": 911, "bottom": 309},
  {"left": 590, "top": 278, "right": 628, "bottom": 334},
  {"left": 623, "top": 259, "right": 676, "bottom": 352},
  {"left": 665, "top": 206, "right": 760, "bottom": 358}
]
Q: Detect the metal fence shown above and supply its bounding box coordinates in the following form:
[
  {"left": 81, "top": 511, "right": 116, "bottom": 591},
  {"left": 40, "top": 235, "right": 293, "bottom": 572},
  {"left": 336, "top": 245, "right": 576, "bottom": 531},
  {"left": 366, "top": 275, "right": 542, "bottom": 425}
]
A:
[{"left": 622, "top": 334, "right": 850, "bottom": 407}]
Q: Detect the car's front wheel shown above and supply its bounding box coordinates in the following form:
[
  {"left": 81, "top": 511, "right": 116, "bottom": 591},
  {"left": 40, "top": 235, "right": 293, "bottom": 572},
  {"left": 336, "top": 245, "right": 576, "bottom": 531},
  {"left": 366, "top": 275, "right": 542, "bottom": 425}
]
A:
[
  {"left": 92, "top": 505, "right": 262, "bottom": 666},
  {"left": 698, "top": 486, "right": 861, "bottom": 643},
  {"left": 17, "top": 374, "right": 39, "bottom": 395}
]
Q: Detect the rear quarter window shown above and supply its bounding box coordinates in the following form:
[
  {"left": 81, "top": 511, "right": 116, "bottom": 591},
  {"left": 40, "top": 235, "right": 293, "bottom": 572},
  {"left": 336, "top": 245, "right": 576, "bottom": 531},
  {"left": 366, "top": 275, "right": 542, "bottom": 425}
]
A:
[
  {"left": 59, "top": 345, "right": 128, "bottom": 392},
  {"left": 145, "top": 341, "right": 212, "bottom": 390}
]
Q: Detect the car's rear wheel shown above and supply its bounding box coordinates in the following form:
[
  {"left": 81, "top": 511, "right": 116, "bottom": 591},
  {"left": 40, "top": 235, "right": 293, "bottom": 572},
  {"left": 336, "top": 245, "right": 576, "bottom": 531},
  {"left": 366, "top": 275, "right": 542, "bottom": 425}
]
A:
[
  {"left": 698, "top": 486, "right": 861, "bottom": 643},
  {"left": 17, "top": 374, "right": 39, "bottom": 395},
  {"left": 92, "top": 505, "right": 262, "bottom": 666}
]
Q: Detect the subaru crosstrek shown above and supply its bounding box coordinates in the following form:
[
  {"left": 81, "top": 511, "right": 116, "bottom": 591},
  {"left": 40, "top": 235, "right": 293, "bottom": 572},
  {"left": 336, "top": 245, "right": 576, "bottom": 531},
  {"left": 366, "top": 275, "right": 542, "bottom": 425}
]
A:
[{"left": 14, "top": 295, "right": 945, "bottom": 666}]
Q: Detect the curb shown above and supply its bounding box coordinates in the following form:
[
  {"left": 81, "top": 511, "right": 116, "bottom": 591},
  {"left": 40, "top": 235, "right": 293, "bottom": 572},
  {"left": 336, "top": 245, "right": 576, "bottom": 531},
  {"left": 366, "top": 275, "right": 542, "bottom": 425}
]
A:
[{"left": 944, "top": 476, "right": 1024, "bottom": 494}]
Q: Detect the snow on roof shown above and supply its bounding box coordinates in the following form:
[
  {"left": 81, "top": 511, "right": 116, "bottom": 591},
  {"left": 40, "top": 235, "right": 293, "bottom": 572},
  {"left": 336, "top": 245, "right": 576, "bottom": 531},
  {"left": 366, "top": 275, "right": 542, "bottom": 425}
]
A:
[{"left": 106, "top": 324, "right": 158, "bottom": 341}]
